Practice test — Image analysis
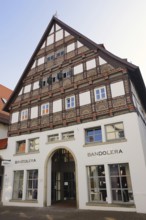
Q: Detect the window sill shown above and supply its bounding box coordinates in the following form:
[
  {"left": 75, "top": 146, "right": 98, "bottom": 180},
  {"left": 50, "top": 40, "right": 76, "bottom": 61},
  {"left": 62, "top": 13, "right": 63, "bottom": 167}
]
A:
[
  {"left": 84, "top": 139, "right": 127, "bottom": 147},
  {"left": 10, "top": 199, "right": 38, "bottom": 203},
  {"left": 46, "top": 138, "right": 75, "bottom": 144},
  {"left": 14, "top": 151, "right": 40, "bottom": 156},
  {"left": 86, "top": 202, "right": 135, "bottom": 208}
]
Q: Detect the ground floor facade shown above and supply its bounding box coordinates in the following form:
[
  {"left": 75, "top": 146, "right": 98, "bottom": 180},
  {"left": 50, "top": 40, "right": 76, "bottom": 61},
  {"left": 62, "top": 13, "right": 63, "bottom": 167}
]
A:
[{"left": 1, "top": 112, "right": 146, "bottom": 213}]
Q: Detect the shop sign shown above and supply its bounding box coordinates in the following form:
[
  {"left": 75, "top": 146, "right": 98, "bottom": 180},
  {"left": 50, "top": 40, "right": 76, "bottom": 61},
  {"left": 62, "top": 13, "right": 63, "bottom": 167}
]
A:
[
  {"left": 87, "top": 149, "right": 123, "bottom": 157},
  {"left": 15, "top": 159, "right": 36, "bottom": 164},
  {"left": 1, "top": 160, "right": 11, "bottom": 166}
]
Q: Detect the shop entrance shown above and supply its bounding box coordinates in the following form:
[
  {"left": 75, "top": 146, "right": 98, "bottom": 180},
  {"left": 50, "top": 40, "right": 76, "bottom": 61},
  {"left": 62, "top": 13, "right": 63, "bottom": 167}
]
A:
[
  {"left": 0, "top": 159, "right": 4, "bottom": 203},
  {"left": 51, "top": 149, "right": 76, "bottom": 206}
]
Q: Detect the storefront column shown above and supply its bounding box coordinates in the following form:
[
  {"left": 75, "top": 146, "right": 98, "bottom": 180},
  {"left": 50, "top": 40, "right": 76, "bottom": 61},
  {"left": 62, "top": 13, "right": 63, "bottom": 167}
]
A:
[
  {"left": 22, "top": 170, "right": 27, "bottom": 201},
  {"left": 105, "top": 164, "right": 112, "bottom": 203}
]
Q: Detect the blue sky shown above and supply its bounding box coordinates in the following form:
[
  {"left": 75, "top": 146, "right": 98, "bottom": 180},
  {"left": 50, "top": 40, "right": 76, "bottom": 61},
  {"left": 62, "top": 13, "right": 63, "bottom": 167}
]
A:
[{"left": 1, "top": 0, "right": 146, "bottom": 90}]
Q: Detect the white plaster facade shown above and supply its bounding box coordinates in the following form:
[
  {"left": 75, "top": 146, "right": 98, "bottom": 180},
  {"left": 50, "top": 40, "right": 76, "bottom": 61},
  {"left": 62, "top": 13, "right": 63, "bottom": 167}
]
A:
[{"left": 2, "top": 112, "right": 146, "bottom": 213}]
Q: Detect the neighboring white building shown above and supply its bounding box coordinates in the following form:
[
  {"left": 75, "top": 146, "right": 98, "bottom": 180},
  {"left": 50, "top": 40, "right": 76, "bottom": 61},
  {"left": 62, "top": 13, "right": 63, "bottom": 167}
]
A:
[
  {"left": 2, "top": 16, "right": 146, "bottom": 213},
  {"left": 0, "top": 84, "right": 12, "bottom": 202}
]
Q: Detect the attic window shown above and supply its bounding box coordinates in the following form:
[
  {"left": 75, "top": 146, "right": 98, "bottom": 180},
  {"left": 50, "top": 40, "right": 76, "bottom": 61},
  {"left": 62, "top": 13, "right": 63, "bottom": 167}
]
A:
[{"left": 1, "top": 98, "right": 7, "bottom": 104}]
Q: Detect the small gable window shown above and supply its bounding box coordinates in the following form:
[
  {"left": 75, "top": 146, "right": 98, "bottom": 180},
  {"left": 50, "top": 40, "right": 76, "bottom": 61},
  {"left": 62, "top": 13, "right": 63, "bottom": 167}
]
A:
[
  {"left": 21, "top": 109, "right": 28, "bottom": 121},
  {"left": 94, "top": 86, "right": 107, "bottom": 101},
  {"left": 41, "top": 103, "right": 49, "bottom": 115}
]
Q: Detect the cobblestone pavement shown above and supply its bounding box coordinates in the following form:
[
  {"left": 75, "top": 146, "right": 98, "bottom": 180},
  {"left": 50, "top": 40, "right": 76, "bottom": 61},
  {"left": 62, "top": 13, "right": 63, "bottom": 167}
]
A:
[{"left": 0, "top": 206, "right": 146, "bottom": 220}]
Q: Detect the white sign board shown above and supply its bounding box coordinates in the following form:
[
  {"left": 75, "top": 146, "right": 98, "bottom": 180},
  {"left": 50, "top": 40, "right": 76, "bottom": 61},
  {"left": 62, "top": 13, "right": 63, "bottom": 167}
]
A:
[{"left": 1, "top": 161, "right": 11, "bottom": 166}]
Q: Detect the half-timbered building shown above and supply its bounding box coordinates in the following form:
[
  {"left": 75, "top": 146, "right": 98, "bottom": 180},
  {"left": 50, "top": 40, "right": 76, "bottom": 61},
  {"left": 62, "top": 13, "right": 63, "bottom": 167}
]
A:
[{"left": 2, "top": 16, "right": 146, "bottom": 213}]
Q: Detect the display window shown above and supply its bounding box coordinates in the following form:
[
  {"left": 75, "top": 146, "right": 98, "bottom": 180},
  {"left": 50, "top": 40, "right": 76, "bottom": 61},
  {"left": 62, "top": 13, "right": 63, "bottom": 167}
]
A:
[
  {"left": 109, "top": 163, "right": 133, "bottom": 203},
  {"left": 87, "top": 165, "right": 107, "bottom": 202},
  {"left": 12, "top": 171, "right": 24, "bottom": 200}
]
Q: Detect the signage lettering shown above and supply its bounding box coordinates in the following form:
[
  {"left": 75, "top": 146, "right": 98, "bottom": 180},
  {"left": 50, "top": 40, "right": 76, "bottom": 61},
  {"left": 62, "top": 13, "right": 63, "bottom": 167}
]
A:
[
  {"left": 15, "top": 159, "right": 36, "bottom": 164},
  {"left": 87, "top": 149, "right": 123, "bottom": 157}
]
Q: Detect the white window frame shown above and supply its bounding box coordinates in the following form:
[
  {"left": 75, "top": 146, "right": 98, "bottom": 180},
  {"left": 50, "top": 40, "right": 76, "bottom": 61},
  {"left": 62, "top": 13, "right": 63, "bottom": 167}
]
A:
[
  {"left": 21, "top": 109, "right": 28, "bottom": 121},
  {"left": 28, "top": 138, "right": 39, "bottom": 152},
  {"left": 41, "top": 103, "right": 49, "bottom": 115},
  {"left": 65, "top": 96, "right": 75, "bottom": 109},
  {"left": 105, "top": 122, "right": 125, "bottom": 141},
  {"left": 94, "top": 86, "right": 107, "bottom": 101}
]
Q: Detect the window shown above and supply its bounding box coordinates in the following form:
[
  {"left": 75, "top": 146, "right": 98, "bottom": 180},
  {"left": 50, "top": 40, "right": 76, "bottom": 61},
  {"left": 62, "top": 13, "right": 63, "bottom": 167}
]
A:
[
  {"left": 12, "top": 171, "right": 24, "bottom": 200},
  {"left": 29, "top": 138, "right": 39, "bottom": 152},
  {"left": 87, "top": 165, "right": 107, "bottom": 202},
  {"left": 55, "top": 49, "right": 64, "bottom": 58},
  {"left": 109, "top": 163, "right": 133, "bottom": 203},
  {"left": 21, "top": 109, "right": 28, "bottom": 121},
  {"left": 62, "top": 131, "right": 74, "bottom": 140},
  {"left": 94, "top": 86, "right": 107, "bottom": 101},
  {"left": 41, "top": 103, "right": 49, "bottom": 115},
  {"left": 85, "top": 127, "right": 102, "bottom": 143},
  {"left": 46, "top": 54, "right": 54, "bottom": 62},
  {"left": 66, "top": 96, "right": 75, "bottom": 109},
  {"left": 62, "top": 69, "right": 72, "bottom": 78},
  {"left": 105, "top": 122, "right": 125, "bottom": 141},
  {"left": 26, "top": 170, "right": 38, "bottom": 200},
  {"left": 16, "top": 140, "right": 26, "bottom": 154},
  {"left": 48, "top": 134, "right": 59, "bottom": 142}
]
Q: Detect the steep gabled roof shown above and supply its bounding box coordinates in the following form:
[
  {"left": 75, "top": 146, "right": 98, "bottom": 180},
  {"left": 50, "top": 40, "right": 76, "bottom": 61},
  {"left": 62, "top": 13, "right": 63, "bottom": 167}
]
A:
[{"left": 4, "top": 16, "right": 146, "bottom": 112}]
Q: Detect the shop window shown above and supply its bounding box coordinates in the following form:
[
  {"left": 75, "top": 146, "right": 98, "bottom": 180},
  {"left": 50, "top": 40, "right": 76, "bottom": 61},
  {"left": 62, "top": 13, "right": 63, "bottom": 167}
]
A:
[
  {"left": 21, "top": 109, "right": 28, "bottom": 121},
  {"left": 16, "top": 140, "right": 26, "bottom": 154},
  {"left": 105, "top": 122, "right": 125, "bottom": 141},
  {"left": 109, "top": 163, "right": 133, "bottom": 203},
  {"left": 26, "top": 170, "right": 38, "bottom": 200},
  {"left": 48, "top": 134, "right": 59, "bottom": 142},
  {"left": 85, "top": 127, "right": 102, "bottom": 143},
  {"left": 41, "top": 103, "right": 49, "bottom": 115},
  {"left": 29, "top": 138, "right": 39, "bottom": 152},
  {"left": 87, "top": 165, "right": 107, "bottom": 202},
  {"left": 12, "top": 171, "right": 24, "bottom": 200},
  {"left": 94, "top": 86, "right": 107, "bottom": 101},
  {"left": 62, "top": 131, "right": 74, "bottom": 140},
  {"left": 65, "top": 96, "right": 75, "bottom": 109}
]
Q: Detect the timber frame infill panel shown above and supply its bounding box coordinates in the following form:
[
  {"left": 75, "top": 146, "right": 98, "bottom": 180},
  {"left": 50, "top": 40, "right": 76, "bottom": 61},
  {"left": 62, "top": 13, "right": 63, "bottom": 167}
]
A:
[{"left": 9, "top": 85, "right": 134, "bottom": 136}]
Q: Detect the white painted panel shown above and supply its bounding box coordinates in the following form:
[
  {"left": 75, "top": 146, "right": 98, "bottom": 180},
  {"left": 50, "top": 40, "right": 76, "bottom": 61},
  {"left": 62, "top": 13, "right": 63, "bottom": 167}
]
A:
[
  {"left": 67, "top": 43, "right": 75, "bottom": 53},
  {"left": 18, "top": 88, "right": 23, "bottom": 95},
  {"left": 33, "top": 81, "right": 39, "bottom": 90},
  {"left": 50, "top": 25, "right": 54, "bottom": 34},
  {"left": 31, "top": 106, "right": 38, "bottom": 119},
  {"left": 74, "top": 64, "right": 83, "bottom": 75},
  {"left": 47, "top": 34, "right": 54, "bottom": 45},
  {"left": 56, "top": 24, "right": 61, "bottom": 31},
  {"left": 65, "top": 31, "right": 70, "bottom": 37},
  {"left": 53, "top": 99, "right": 62, "bottom": 113},
  {"left": 99, "top": 56, "right": 107, "bottom": 65},
  {"left": 24, "top": 84, "right": 31, "bottom": 93},
  {"left": 79, "top": 91, "right": 91, "bottom": 106},
  {"left": 77, "top": 41, "right": 83, "bottom": 48},
  {"left": 37, "top": 57, "right": 44, "bottom": 66},
  {"left": 56, "top": 29, "right": 63, "bottom": 41},
  {"left": 31, "top": 60, "right": 36, "bottom": 69},
  {"left": 41, "top": 42, "right": 45, "bottom": 49},
  {"left": 111, "top": 81, "right": 125, "bottom": 98},
  {"left": 86, "top": 59, "right": 96, "bottom": 70},
  {"left": 11, "top": 112, "right": 19, "bottom": 123}
]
